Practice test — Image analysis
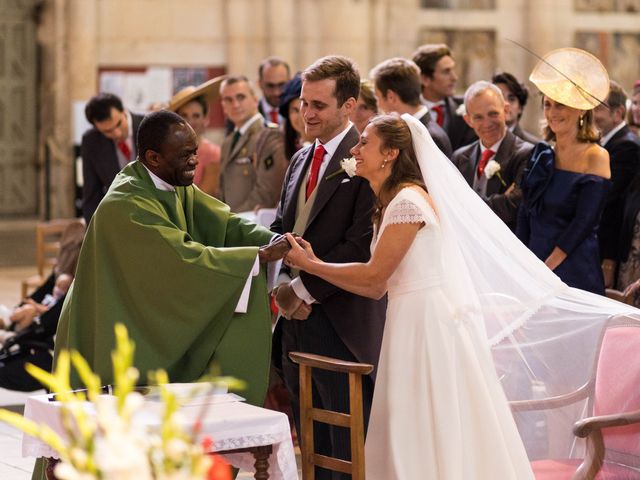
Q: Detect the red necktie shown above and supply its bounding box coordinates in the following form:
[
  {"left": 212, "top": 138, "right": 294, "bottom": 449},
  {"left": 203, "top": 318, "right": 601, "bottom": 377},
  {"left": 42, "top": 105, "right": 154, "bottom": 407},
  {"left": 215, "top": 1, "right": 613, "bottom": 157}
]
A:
[
  {"left": 117, "top": 140, "right": 131, "bottom": 160},
  {"left": 432, "top": 105, "right": 445, "bottom": 127},
  {"left": 269, "top": 110, "right": 279, "bottom": 124},
  {"left": 477, "top": 149, "right": 495, "bottom": 178},
  {"left": 306, "top": 144, "right": 326, "bottom": 200}
]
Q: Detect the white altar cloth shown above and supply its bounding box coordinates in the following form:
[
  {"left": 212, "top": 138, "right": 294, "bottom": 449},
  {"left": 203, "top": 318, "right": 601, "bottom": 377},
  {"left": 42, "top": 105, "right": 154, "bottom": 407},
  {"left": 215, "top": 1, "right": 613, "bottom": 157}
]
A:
[{"left": 22, "top": 392, "right": 299, "bottom": 480}]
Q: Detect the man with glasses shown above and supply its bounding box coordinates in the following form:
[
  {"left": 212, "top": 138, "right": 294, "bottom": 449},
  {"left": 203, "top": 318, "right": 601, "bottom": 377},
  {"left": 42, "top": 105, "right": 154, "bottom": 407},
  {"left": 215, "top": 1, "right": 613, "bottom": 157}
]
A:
[{"left": 81, "top": 93, "right": 144, "bottom": 223}]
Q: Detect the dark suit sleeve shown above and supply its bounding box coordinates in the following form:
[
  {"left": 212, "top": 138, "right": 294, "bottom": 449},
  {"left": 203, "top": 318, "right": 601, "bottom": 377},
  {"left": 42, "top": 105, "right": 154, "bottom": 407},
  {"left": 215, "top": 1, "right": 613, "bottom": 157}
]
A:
[
  {"left": 81, "top": 133, "right": 102, "bottom": 224},
  {"left": 271, "top": 149, "right": 302, "bottom": 235},
  {"left": 486, "top": 148, "right": 530, "bottom": 227},
  {"left": 599, "top": 140, "right": 640, "bottom": 261},
  {"left": 300, "top": 179, "right": 375, "bottom": 302}
]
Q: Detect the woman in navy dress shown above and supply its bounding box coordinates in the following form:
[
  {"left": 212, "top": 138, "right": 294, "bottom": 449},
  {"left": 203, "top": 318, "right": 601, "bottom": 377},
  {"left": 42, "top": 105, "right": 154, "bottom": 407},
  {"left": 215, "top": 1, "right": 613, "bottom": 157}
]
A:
[{"left": 517, "top": 51, "right": 611, "bottom": 294}]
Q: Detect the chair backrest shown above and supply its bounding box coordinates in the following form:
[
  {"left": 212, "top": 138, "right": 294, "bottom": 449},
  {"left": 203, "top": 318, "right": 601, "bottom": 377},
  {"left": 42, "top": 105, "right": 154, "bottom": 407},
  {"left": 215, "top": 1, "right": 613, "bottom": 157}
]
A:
[
  {"left": 289, "top": 351, "right": 373, "bottom": 480},
  {"left": 593, "top": 316, "right": 640, "bottom": 460},
  {"left": 605, "top": 288, "right": 634, "bottom": 306},
  {"left": 35, "top": 219, "right": 78, "bottom": 277}
]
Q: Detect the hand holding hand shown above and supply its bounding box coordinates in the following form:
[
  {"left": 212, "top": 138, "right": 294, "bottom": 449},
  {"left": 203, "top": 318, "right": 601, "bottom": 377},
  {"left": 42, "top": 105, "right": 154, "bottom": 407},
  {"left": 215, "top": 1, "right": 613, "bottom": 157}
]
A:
[
  {"left": 283, "top": 233, "right": 317, "bottom": 271},
  {"left": 258, "top": 235, "right": 292, "bottom": 263},
  {"left": 623, "top": 278, "right": 640, "bottom": 298}
]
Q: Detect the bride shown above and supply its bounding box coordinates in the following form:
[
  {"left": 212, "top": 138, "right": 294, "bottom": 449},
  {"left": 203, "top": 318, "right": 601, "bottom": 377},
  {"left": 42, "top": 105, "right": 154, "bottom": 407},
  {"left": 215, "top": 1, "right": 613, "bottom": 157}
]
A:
[{"left": 283, "top": 113, "right": 534, "bottom": 479}]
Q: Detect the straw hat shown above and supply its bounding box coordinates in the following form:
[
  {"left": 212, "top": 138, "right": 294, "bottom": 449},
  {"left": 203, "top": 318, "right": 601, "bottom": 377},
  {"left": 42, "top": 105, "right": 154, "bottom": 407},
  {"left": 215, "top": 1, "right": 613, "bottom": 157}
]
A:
[
  {"left": 167, "top": 75, "right": 226, "bottom": 112},
  {"left": 529, "top": 48, "right": 609, "bottom": 110}
]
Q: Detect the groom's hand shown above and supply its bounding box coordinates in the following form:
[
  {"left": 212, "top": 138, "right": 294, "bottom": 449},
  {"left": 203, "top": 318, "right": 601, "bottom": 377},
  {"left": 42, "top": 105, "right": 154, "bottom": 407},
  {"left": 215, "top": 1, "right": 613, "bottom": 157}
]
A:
[{"left": 275, "top": 282, "right": 306, "bottom": 320}]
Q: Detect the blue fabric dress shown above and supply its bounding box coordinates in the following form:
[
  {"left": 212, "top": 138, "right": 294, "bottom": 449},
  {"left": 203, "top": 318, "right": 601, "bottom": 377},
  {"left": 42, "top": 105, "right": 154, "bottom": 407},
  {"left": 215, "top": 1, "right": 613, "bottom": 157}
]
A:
[{"left": 516, "top": 143, "right": 611, "bottom": 294}]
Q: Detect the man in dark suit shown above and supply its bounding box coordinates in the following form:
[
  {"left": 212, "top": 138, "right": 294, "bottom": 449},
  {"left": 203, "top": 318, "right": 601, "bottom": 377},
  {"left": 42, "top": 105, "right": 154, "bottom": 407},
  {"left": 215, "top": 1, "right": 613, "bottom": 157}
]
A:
[
  {"left": 257, "top": 56, "right": 291, "bottom": 126},
  {"left": 452, "top": 81, "right": 534, "bottom": 230},
  {"left": 271, "top": 55, "right": 386, "bottom": 479},
  {"left": 369, "top": 57, "right": 452, "bottom": 157},
  {"left": 593, "top": 81, "right": 640, "bottom": 287},
  {"left": 81, "top": 93, "right": 143, "bottom": 223},
  {"left": 492, "top": 71, "right": 542, "bottom": 145},
  {"left": 412, "top": 43, "right": 477, "bottom": 151}
]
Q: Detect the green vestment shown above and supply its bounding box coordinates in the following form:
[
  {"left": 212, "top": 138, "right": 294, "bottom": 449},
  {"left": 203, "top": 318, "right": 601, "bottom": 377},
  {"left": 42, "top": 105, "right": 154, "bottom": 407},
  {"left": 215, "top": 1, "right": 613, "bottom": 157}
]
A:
[{"left": 55, "top": 160, "right": 274, "bottom": 405}]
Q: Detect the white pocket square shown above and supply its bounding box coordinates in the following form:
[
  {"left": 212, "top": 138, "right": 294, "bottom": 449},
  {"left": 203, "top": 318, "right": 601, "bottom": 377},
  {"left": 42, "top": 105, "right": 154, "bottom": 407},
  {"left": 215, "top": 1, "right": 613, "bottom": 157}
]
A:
[{"left": 341, "top": 178, "right": 351, "bottom": 184}]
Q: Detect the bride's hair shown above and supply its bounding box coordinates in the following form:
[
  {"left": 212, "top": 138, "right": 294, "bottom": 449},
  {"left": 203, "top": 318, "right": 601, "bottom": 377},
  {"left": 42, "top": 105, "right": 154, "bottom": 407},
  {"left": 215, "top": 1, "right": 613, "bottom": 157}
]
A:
[{"left": 369, "top": 114, "right": 426, "bottom": 223}]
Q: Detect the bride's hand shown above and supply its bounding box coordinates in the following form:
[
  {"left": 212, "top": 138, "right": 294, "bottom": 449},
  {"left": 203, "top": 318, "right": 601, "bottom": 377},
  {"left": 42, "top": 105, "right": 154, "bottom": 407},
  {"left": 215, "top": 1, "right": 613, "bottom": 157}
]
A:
[{"left": 284, "top": 233, "right": 317, "bottom": 270}]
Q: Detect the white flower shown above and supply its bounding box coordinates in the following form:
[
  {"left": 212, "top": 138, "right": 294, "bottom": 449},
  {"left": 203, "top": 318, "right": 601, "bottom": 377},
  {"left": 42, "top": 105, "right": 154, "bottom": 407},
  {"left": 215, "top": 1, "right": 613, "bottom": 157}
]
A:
[
  {"left": 484, "top": 159, "right": 501, "bottom": 179},
  {"left": 455, "top": 103, "right": 466, "bottom": 116},
  {"left": 340, "top": 157, "right": 358, "bottom": 177}
]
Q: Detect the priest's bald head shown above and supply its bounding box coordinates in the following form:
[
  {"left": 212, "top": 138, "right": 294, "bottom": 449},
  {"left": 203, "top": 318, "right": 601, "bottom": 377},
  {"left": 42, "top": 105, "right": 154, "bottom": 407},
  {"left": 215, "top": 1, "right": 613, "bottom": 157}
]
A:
[{"left": 137, "top": 110, "right": 199, "bottom": 186}]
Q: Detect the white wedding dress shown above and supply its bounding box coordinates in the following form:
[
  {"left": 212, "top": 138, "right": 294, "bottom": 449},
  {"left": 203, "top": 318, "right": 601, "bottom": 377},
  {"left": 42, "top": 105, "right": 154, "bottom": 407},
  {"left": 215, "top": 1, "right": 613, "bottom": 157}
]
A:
[{"left": 365, "top": 186, "right": 534, "bottom": 480}]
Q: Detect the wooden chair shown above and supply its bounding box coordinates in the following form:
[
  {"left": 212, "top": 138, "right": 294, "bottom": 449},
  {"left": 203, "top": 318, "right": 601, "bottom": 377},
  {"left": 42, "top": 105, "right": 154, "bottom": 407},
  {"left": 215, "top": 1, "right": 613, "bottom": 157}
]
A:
[
  {"left": 21, "top": 219, "right": 78, "bottom": 298},
  {"left": 510, "top": 315, "right": 640, "bottom": 479},
  {"left": 289, "top": 352, "right": 373, "bottom": 480},
  {"left": 605, "top": 288, "right": 635, "bottom": 305}
]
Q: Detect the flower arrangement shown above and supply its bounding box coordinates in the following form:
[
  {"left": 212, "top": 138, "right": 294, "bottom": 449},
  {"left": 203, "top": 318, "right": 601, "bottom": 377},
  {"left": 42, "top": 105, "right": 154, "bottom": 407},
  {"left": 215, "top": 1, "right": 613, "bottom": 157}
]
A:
[
  {"left": 325, "top": 157, "right": 358, "bottom": 180},
  {"left": 484, "top": 159, "right": 507, "bottom": 187},
  {"left": 0, "top": 324, "right": 236, "bottom": 480}
]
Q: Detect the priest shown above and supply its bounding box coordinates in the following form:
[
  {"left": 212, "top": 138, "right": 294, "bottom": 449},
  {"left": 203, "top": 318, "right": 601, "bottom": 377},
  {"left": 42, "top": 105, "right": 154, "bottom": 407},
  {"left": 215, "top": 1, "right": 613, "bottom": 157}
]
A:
[{"left": 55, "top": 110, "right": 285, "bottom": 406}]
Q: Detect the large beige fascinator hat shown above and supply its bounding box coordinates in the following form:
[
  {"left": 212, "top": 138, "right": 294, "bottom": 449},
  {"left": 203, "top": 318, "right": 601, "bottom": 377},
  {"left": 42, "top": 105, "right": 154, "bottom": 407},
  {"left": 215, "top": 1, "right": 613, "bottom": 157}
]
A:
[
  {"left": 529, "top": 47, "right": 609, "bottom": 110},
  {"left": 167, "top": 75, "right": 227, "bottom": 112}
]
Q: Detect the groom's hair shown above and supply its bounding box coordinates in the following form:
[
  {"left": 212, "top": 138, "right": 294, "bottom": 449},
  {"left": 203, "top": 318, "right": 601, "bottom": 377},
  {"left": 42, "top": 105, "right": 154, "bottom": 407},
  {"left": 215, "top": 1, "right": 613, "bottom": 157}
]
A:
[{"left": 302, "top": 55, "right": 360, "bottom": 107}]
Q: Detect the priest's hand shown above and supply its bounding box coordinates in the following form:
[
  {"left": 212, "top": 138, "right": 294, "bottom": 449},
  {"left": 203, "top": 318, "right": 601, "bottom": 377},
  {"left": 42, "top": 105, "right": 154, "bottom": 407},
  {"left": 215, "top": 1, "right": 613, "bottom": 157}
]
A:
[{"left": 259, "top": 235, "right": 291, "bottom": 263}]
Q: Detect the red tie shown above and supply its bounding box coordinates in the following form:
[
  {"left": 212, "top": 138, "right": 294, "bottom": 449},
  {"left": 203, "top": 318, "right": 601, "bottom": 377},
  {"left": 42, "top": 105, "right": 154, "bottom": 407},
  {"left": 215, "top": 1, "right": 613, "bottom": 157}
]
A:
[
  {"left": 117, "top": 140, "right": 131, "bottom": 160},
  {"left": 306, "top": 144, "right": 326, "bottom": 200},
  {"left": 477, "top": 149, "right": 495, "bottom": 178},
  {"left": 432, "top": 105, "right": 445, "bottom": 127},
  {"left": 269, "top": 110, "right": 279, "bottom": 124}
]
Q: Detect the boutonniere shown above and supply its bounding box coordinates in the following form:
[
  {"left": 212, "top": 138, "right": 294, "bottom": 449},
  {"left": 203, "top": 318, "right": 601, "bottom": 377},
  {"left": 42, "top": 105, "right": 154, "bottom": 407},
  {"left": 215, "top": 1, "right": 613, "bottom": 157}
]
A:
[
  {"left": 325, "top": 157, "right": 358, "bottom": 180},
  {"left": 484, "top": 159, "right": 507, "bottom": 187},
  {"left": 455, "top": 103, "right": 466, "bottom": 116}
]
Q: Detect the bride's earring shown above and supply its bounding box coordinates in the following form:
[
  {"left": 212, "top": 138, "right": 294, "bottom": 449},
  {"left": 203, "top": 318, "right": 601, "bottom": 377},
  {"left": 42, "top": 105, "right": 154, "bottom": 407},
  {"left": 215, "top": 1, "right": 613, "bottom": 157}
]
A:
[
  {"left": 381, "top": 158, "right": 388, "bottom": 169},
  {"left": 579, "top": 115, "right": 584, "bottom": 128}
]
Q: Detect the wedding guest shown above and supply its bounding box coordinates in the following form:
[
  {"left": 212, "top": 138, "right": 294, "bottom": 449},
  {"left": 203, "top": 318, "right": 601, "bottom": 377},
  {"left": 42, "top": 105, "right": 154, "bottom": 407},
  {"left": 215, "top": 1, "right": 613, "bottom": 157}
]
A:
[
  {"left": 492, "top": 71, "right": 541, "bottom": 144},
  {"left": 452, "top": 81, "right": 533, "bottom": 230},
  {"left": 168, "top": 78, "right": 223, "bottom": 197},
  {"left": 617, "top": 173, "right": 640, "bottom": 306},
  {"left": 593, "top": 81, "right": 640, "bottom": 288},
  {"left": 219, "top": 76, "right": 288, "bottom": 212},
  {"left": 279, "top": 73, "right": 314, "bottom": 161},
  {"left": 629, "top": 80, "right": 640, "bottom": 135},
  {"left": 369, "top": 57, "right": 452, "bottom": 157},
  {"left": 81, "top": 93, "right": 143, "bottom": 223},
  {"left": 412, "top": 43, "right": 477, "bottom": 150},
  {"left": 349, "top": 79, "right": 378, "bottom": 134},
  {"left": 518, "top": 48, "right": 611, "bottom": 295},
  {"left": 258, "top": 56, "right": 291, "bottom": 125}
]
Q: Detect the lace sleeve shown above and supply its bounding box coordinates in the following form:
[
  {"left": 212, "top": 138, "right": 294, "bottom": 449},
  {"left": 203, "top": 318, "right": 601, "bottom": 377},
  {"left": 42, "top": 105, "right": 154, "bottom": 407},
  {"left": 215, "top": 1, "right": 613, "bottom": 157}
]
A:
[{"left": 385, "top": 198, "right": 426, "bottom": 226}]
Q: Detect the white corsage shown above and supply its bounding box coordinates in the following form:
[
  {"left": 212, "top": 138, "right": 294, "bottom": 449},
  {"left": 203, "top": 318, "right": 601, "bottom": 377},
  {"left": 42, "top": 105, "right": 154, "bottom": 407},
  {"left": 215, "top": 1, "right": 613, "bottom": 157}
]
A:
[
  {"left": 455, "top": 103, "right": 466, "bottom": 116},
  {"left": 484, "top": 159, "right": 507, "bottom": 187},
  {"left": 326, "top": 157, "right": 358, "bottom": 180}
]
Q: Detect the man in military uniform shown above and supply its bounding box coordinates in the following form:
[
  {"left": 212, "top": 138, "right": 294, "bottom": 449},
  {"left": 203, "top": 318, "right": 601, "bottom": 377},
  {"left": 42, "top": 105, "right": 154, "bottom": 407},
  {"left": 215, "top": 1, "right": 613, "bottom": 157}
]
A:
[{"left": 219, "top": 75, "right": 287, "bottom": 212}]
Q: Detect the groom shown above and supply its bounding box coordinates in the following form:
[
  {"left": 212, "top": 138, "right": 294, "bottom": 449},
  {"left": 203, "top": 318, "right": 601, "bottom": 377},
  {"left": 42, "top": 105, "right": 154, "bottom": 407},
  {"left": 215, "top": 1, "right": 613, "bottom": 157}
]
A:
[{"left": 271, "top": 55, "right": 386, "bottom": 479}]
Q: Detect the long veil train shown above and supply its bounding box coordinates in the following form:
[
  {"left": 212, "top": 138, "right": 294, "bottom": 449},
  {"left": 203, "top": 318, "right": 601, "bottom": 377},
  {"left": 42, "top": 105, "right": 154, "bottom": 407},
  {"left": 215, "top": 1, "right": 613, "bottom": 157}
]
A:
[{"left": 401, "top": 112, "right": 640, "bottom": 459}]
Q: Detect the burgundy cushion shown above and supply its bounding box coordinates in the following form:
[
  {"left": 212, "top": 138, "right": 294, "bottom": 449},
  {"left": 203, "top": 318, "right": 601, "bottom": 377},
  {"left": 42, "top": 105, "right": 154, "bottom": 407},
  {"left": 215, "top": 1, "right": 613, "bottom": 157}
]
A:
[{"left": 532, "top": 459, "right": 640, "bottom": 479}]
